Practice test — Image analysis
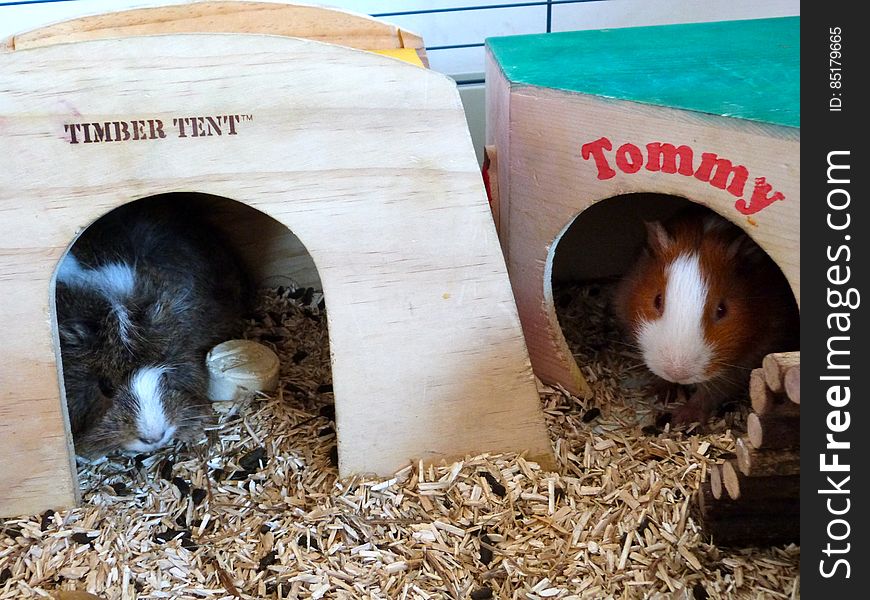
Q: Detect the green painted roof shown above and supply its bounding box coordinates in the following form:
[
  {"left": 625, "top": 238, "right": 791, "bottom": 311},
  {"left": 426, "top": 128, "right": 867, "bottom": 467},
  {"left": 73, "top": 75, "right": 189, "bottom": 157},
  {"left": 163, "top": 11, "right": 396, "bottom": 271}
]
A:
[{"left": 486, "top": 17, "right": 799, "bottom": 128}]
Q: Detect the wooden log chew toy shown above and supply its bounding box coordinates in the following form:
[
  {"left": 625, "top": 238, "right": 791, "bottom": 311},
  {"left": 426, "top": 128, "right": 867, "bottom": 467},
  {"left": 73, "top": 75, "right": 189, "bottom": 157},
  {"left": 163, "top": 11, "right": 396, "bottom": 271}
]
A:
[
  {"left": 749, "top": 368, "right": 799, "bottom": 417},
  {"left": 709, "top": 463, "right": 724, "bottom": 500},
  {"left": 0, "top": 6, "right": 554, "bottom": 518},
  {"left": 698, "top": 482, "right": 799, "bottom": 547},
  {"left": 735, "top": 437, "right": 800, "bottom": 478},
  {"left": 785, "top": 364, "right": 800, "bottom": 404},
  {"left": 747, "top": 413, "right": 800, "bottom": 450},
  {"left": 485, "top": 17, "right": 799, "bottom": 396},
  {"left": 762, "top": 351, "right": 801, "bottom": 395},
  {"left": 697, "top": 352, "right": 800, "bottom": 546}
]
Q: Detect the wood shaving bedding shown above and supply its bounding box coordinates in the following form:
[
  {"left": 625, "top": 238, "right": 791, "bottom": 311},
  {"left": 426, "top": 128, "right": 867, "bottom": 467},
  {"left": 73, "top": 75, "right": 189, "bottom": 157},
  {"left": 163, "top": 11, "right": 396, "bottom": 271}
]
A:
[{"left": 0, "top": 283, "right": 799, "bottom": 599}]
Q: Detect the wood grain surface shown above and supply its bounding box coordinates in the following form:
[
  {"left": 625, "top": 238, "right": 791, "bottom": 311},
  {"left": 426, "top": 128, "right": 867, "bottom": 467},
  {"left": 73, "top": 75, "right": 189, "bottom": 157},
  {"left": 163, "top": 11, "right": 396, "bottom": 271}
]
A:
[
  {"left": 4, "top": 1, "right": 425, "bottom": 55},
  {"left": 0, "top": 34, "right": 552, "bottom": 517},
  {"left": 486, "top": 43, "right": 799, "bottom": 396}
]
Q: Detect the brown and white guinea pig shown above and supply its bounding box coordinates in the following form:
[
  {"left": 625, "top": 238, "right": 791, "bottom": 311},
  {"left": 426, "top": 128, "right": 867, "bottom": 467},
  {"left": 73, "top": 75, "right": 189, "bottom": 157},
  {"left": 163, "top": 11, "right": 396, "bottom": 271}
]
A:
[
  {"left": 613, "top": 207, "right": 799, "bottom": 425},
  {"left": 55, "top": 199, "right": 251, "bottom": 458}
]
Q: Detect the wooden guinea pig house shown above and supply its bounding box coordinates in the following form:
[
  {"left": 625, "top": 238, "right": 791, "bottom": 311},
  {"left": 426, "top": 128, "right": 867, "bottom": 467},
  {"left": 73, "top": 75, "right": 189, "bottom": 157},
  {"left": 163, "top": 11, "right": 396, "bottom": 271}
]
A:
[
  {"left": 485, "top": 17, "right": 800, "bottom": 397},
  {"left": 0, "top": 2, "right": 553, "bottom": 518}
]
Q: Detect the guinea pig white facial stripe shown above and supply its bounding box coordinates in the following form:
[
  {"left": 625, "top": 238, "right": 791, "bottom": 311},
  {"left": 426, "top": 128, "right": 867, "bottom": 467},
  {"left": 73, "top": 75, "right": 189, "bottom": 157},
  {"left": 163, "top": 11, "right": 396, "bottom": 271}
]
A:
[
  {"left": 91, "top": 262, "right": 136, "bottom": 300},
  {"left": 57, "top": 258, "right": 139, "bottom": 346},
  {"left": 57, "top": 257, "right": 137, "bottom": 296},
  {"left": 57, "top": 258, "right": 137, "bottom": 299},
  {"left": 57, "top": 253, "right": 87, "bottom": 285},
  {"left": 638, "top": 253, "right": 713, "bottom": 384},
  {"left": 131, "top": 366, "right": 172, "bottom": 443},
  {"left": 112, "top": 301, "right": 135, "bottom": 348}
]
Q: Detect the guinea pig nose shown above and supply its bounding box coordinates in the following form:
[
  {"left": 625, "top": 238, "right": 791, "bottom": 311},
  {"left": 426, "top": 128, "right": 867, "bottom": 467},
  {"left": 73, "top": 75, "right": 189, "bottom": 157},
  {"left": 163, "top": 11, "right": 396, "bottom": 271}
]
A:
[
  {"left": 665, "top": 364, "right": 691, "bottom": 382},
  {"left": 138, "top": 433, "right": 163, "bottom": 445}
]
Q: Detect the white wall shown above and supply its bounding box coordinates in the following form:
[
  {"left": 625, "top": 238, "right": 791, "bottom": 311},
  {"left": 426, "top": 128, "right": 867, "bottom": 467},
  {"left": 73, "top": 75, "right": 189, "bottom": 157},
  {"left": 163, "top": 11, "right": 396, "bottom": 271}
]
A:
[
  {"left": 0, "top": 0, "right": 800, "bottom": 80},
  {"left": 0, "top": 0, "right": 800, "bottom": 162}
]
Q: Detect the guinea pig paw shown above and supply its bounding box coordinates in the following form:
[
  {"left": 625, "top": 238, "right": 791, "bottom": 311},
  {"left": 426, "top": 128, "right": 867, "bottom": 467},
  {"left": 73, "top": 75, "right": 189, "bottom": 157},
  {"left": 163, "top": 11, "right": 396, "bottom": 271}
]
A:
[
  {"left": 671, "top": 396, "right": 714, "bottom": 428},
  {"left": 652, "top": 380, "right": 683, "bottom": 405},
  {"left": 75, "top": 453, "right": 109, "bottom": 466}
]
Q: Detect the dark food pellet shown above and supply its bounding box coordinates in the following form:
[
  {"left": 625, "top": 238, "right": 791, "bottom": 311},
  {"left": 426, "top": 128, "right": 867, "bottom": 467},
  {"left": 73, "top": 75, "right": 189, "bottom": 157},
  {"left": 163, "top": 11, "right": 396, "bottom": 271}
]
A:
[
  {"left": 181, "top": 537, "right": 198, "bottom": 551},
  {"left": 189, "top": 519, "right": 215, "bottom": 534},
  {"left": 265, "top": 582, "right": 281, "bottom": 595},
  {"left": 285, "top": 382, "right": 308, "bottom": 395},
  {"left": 480, "top": 472, "right": 506, "bottom": 498},
  {"left": 191, "top": 488, "right": 207, "bottom": 507},
  {"left": 159, "top": 459, "right": 174, "bottom": 481},
  {"left": 329, "top": 446, "right": 339, "bottom": 467},
  {"left": 471, "top": 586, "right": 494, "bottom": 600},
  {"left": 316, "top": 383, "right": 333, "bottom": 394},
  {"left": 258, "top": 550, "right": 278, "bottom": 571},
  {"left": 318, "top": 426, "right": 335, "bottom": 437},
  {"left": 641, "top": 425, "right": 660, "bottom": 436},
  {"left": 292, "top": 349, "right": 309, "bottom": 364},
  {"left": 71, "top": 532, "right": 94, "bottom": 546},
  {"left": 0, "top": 568, "right": 12, "bottom": 585},
  {"left": 229, "top": 470, "right": 251, "bottom": 481},
  {"left": 110, "top": 482, "right": 129, "bottom": 496},
  {"left": 693, "top": 584, "right": 710, "bottom": 600},
  {"left": 318, "top": 404, "right": 336, "bottom": 421},
  {"left": 154, "top": 529, "right": 180, "bottom": 543},
  {"left": 40, "top": 510, "right": 54, "bottom": 532},
  {"left": 172, "top": 477, "right": 191, "bottom": 498},
  {"left": 155, "top": 528, "right": 195, "bottom": 550},
  {"left": 259, "top": 524, "right": 272, "bottom": 535},
  {"left": 479, "top": 544, "right": 494, "bottom": 566},
  {"left": 479, "top": 533, "right": 494, "bottom": 565},
  {"left": 239, "top": 447, "right": 268, "bottom": 472},
  {"left": 582, "top": 407, "right": 602, "bottom": 423},
  {"left": 297, "top": 534, "right": 320, "bottom": 551},
  {"left": 637, "top": 516, "right": 651, "bottom": 537}
]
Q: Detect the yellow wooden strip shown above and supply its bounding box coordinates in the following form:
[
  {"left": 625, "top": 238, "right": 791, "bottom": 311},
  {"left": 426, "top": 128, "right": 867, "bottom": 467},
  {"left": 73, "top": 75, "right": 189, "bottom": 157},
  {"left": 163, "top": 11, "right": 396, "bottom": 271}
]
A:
[{"left": 371, "top": 48, "right": 425, "bottom": 68}]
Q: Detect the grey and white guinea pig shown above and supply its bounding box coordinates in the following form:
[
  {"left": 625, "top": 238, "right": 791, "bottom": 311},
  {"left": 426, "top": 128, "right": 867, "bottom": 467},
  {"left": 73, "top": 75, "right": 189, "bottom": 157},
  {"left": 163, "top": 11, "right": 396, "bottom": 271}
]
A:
[
  {"left": 55, "top": 199, "right": 251, "bottom": 458},
  {"left": 613, "top": 208, "right": 799, "bottom": 424}
]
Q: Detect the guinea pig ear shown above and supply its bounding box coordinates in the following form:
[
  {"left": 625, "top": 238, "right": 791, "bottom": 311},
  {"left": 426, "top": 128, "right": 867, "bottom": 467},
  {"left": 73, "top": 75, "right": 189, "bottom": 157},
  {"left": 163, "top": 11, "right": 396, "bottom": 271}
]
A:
[
  {"left": 727, "top": 233, "right": 764, "bottom": 262},
  {"left": 59, "top": 318, "right": 96, "bottom": 348},
  {"left": 644, "top": 221, "right": 672, "bottom": 254}
]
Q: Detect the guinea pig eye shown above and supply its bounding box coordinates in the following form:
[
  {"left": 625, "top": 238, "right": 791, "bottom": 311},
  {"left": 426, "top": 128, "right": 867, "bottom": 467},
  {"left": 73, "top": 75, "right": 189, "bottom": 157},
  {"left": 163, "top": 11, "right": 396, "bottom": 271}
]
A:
[
  {"left": 98, "top": 377, "right": 116, "bottom": 398},
  {"left": 653, "top": 293, "right": 663, "bottom": 314},
  {"left": 715, "top": 301, "right": 728, "bottom": 321}
]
